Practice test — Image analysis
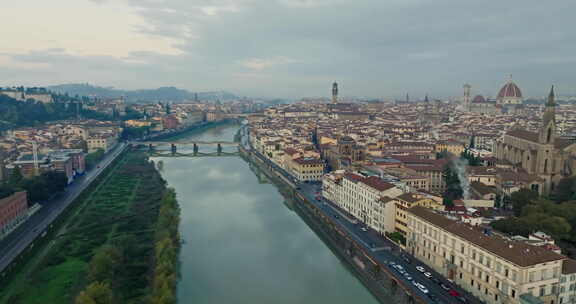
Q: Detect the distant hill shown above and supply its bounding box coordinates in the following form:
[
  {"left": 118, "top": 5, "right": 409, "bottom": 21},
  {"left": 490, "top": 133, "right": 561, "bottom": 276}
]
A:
[{"left": 48, "top": 83, "right": 237, "bottom": 103}]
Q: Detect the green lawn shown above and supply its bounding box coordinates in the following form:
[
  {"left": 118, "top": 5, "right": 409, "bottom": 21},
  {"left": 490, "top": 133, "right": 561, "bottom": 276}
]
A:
[{"left": 0, "top": 152, "right": 167, "bottom": 304}]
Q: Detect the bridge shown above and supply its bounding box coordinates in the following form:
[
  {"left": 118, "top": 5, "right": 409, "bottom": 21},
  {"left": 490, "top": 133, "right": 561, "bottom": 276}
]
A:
[{"left": 131, "top": 140, "right": 240, "bottom": 156}]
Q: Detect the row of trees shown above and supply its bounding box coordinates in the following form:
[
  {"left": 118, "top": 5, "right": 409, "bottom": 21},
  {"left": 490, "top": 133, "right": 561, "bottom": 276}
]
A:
[
  {"left": 75, "top": 190, "right": 181, "bottom": 304},
  {"left": 150, "top": 189, "right": 181, "bottom": 304},
  {"left": 491, "top": 187, "right": 576, "bottom": 257},
  {"left": 1, "top": 168, "right": 67, "bottom": 202}
]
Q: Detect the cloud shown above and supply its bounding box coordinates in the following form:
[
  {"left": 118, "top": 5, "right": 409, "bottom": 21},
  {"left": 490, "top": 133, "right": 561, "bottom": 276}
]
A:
[
  {"left": 1, "top": 0, "right": 576, "bottom": 97},
  {"left": 239, "top": 57, "right": 298, "bottom": 70}
]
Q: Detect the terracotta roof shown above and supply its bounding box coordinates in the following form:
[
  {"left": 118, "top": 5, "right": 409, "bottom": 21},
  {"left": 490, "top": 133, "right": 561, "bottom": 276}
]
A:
[
  {"left": 506, "top": 129, "right": 538, "bottom": 143},
  {"left": 472, "top": 95, "right": 487, "bottom": 103},
  {"left": 293, "top": 157, "right": 323, "bottom": 165},
  {"left": 408, "top": 206, "right": 565, "bottom": 267},
  {"left": 397, "top": 192, "right": 422, "bottom": 204},
  {"left": 497, "top": 81, "right": 522, "bottom": 98},
  {"left": 562, "top": 258, "right": 576, "bottom": 274},
  {"left": 363, "top": 176, "right": 396, "bottom": 192},
  {"left": 470, "top": 181, "right": 497, "bottom": 196},
  {"left": 344, "top": 173, "right": 396, "bottom": 192}
]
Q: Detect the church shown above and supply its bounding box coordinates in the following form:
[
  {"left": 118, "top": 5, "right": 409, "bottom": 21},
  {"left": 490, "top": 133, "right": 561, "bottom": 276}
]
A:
[
  {"left": 494, "top": 86, "right": 576, "bottom": 194},
  {"left": 463, "top": 77, "right": 526, "bottom": 115}
]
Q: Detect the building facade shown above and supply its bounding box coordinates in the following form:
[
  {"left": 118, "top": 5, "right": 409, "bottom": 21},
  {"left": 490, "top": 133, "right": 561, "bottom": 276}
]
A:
[
  {"left": 494, "top": 87, "right": 576, "bottom": 194},
  {"left": 407, "top": 206, "right": 570, "bottom": 304},
  {"left": 0, "top": 192, "right": 29, "bottom": 240},
  {"left": 322, "top": 172, "right": 403, "bottom": 234}
]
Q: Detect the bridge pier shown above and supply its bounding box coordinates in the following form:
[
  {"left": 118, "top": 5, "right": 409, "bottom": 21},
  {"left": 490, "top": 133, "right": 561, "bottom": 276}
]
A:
[
  {"left": 171, "top": 143, "right": 177, "bottom": 154},
  {"left": 193, "top": 143, "right": 198, "bottom": 155},
  {"left": 217, "top": 143, "right": 222, "bottom": 155}
]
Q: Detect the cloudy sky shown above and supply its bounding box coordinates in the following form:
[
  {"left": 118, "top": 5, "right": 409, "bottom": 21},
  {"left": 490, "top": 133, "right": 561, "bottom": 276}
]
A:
[{"left": 1, "top": 0, "right": 575, "bottom": 99}]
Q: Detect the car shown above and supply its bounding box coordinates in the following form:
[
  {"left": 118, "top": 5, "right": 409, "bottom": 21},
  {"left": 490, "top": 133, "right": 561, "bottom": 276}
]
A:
[
  {"left": 403, "top": 273, "right": 413, "bottom": 281},
  {"left": 449, "top": 289, "right": 461, "bottom": 297},
  {"left": 398, "top": 269, "right": 406, "bottom": 275},
  {"left": 440, "top": 283, "right": 451, "bottom": 291},
  {"left": 424, "top": 272, "right": 432, "bottom": 278},
  {"left": 333, "top": 214, "right": 339, "bottom": 219},
  {"left": 414, "top": 282, "right": 429, "bottom": 294},
  {"left": 401, "top": 255, "right": 411, "bottom": 264},
  {"left": 361, "top": 227, "right": 368, "bottom": 232},
  {"left": 394, "top": 264, "right": 404, "bottom": 271},
  {"left": 416, "top": 266, "right": 426, "bottom": 272}
]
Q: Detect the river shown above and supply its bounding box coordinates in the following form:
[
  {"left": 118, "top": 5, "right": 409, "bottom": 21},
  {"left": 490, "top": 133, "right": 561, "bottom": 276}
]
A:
[{"left": 155, "top": 123, "right": 380, "bottom": 304}]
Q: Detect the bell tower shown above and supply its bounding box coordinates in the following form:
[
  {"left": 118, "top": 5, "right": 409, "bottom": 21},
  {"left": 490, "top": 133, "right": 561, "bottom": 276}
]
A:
[
  {"left": 332, "top": 82, "right": 338, "bottom": 104},
  {"left": 539, "top": 86, "right": 556, "bottom": 145},
  {"left": 463, "top": 84, "right": 471, "bottom": 110}
]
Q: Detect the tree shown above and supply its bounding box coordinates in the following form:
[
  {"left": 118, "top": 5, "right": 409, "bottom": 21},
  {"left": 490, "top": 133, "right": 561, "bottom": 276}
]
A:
[
  {"left": 0, "top": 184, "right": 15, "bottom": 200},
  {"left": 86, "top": 149, "right": 105, "bottom": 170},
  {"left": 443, "top": 164, "right": 463, "bottom": 200},
  {"left": 510, "top": 189, "right": 539, "bottom": 216},
  {"left": 8, "top": 167, "right": 24, "bottom": 188},
  {"left": 75, "top": 282, "right": 114, "bottom": 304},
  {"left": 87, "top": 245, "right": 123, "bottom": 283},
  {"left": 553, "top": 176, "right": 576, "bottom": 202}
]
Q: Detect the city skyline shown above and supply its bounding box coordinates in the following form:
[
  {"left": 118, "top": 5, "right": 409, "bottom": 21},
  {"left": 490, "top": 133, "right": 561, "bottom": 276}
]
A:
[{"left": 1, "top": 0, "right": 575, "bottom": 98}]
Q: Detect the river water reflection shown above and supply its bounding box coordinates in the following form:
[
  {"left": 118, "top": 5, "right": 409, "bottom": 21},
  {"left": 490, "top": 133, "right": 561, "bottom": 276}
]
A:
[{"left": 155, "top": 124, "right": 380, "bottom": 304}]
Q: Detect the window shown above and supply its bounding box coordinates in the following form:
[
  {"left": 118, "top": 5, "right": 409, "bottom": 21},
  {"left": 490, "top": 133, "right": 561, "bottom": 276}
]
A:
[{"left": 511, "top": 289, "right": 516, "bottom": 298}]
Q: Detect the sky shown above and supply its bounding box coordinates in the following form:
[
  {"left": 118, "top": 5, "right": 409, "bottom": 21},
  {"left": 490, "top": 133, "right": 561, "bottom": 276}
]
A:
[{"left": 1, "top": 0, "right": 575, "bottom": 99}]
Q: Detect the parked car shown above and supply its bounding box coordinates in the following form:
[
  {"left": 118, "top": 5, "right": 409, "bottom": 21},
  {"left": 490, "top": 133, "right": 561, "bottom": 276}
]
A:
[
  {"left": 449, "top": 289, "right": 461, "bottom": 297},
  {"left": 416, "top": 266, "right": 426, "bottom": 272},
  {"left": 361, "top": 227, "right": 368, "bottom": 232},
  {"left": 414, "top": 282, "right": 429, "bottom": 294},
  {"left": 424, "top": 272, "right": 433, "bottom": 278},
  {"left": 440, "top": 283, "right": 451, "bottom": 291},
  {"left": 402, "top": 255, "right": 411, "bottom": 264}
]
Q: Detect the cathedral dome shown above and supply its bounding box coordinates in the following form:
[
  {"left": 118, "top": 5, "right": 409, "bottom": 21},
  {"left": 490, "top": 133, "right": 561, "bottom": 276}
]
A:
[
  {"left": 472, "top": 95, "right": 486, "bottom": 103},
  {"left": 497, "top": 81, "right": 522, "bottom": 99}
]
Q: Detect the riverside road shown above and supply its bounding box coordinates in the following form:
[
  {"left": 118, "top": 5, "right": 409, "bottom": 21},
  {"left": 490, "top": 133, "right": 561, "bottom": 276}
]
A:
[
  {"left": 246, "top": 135, "right": 481, "bottom": 304},
  {"left": 0, "top": 143, "right": 127, "bottom": 275}
]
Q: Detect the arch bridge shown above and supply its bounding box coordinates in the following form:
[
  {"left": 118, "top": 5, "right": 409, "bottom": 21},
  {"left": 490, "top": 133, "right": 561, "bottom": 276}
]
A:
[{"left": 131, "top": 140, "right": 240, "bottom": 156}]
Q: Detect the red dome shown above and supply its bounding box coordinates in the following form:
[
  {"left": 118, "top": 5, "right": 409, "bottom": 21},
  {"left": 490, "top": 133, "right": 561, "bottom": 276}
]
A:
[
  {"left": 497, "top": 81, "right": 522, "bottom": 98},
  {"left": 472, "top": 95, "right": 486, "bottom": 103}
]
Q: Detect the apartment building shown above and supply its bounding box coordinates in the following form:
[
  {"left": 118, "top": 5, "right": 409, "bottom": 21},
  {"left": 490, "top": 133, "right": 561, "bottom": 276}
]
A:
[
  {"left": 289, "top": 157, "right": 325, "bottom": 182},
  {"left": 0, "top": 192, "right": 28, "bottom": 240},
  {"left": 559, "top": 260, "right": 576, "bottom": 304},
  {"left": 87, "top": 134, "right": 118, "bottom": 153},
  {"left": 322, "top": 172, "right": 403, "bottom": 234},
  {"left": 407, "top": 206, "right": 570, "bottom": 304},
  {"left": 394, "top": 192, "right": 444, "bottom": 236}
]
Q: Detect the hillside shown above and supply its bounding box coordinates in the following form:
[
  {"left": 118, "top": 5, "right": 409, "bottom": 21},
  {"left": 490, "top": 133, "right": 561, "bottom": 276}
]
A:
[{"left": 48, "top": 83, "right": 237, "bottom": 103}]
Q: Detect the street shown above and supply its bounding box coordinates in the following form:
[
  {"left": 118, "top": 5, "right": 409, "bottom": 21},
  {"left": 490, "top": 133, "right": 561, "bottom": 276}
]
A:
[
  {"left": 0, "top": 143, "right": 127, "bottom": 275},
  {"left": 246, "top": 134, "right": 481, "bottom": 304}
]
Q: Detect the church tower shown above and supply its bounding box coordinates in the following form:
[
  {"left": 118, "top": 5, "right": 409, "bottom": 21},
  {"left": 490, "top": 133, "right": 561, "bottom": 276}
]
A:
[
  {"left": 332, "top": 82, "right": 338, "bottom": 104},
  {"left": 539, "top": 86, "right": 556, "bottom": 144},
  {"left": 463, "top": 84, "right": 471, "bottom": 110}
]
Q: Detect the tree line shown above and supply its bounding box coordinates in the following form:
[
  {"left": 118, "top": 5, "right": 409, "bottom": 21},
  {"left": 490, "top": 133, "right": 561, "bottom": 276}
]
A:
[
  {"left": 0, "top": 168, "right": 67, "bottom": 203},
  {"left": 491, "top": 180, "right": 576, "bottom": 257}
]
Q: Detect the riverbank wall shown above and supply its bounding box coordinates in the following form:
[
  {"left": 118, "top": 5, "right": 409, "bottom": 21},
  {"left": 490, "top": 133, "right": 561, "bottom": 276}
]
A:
[{"left": 239, "top": 145, "right": 426, "bottom": 304}]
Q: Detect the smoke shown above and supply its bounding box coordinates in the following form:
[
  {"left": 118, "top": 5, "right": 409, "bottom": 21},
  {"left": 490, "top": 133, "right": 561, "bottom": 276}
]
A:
[{"left": 452, "top": 157, "right": 470, "bottom": 199}]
